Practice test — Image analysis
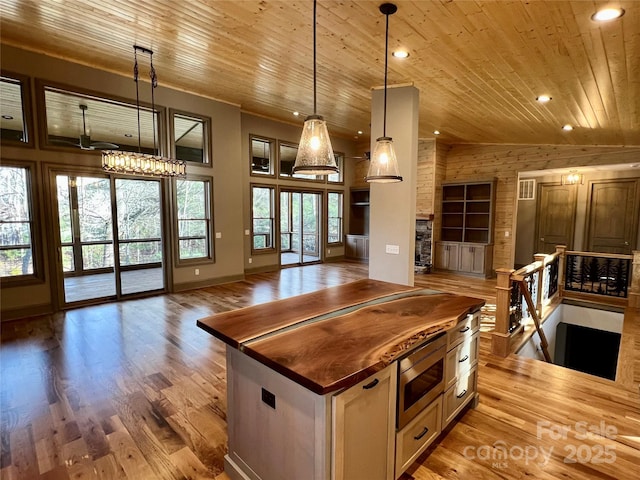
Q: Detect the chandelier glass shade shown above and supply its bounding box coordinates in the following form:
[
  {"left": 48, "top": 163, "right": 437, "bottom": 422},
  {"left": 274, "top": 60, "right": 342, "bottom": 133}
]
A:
[
  {"left": 292, "top": 0, "right": 338, "bottom": 175},
  {"left": 102, "top": 45, "right": 186, "bottom": 178},
  {"left": 102, "top": 150, "right": 186, "bottom": 177},
  {"left": 366, "top": 3, "right": 402, "bottom": 183}
]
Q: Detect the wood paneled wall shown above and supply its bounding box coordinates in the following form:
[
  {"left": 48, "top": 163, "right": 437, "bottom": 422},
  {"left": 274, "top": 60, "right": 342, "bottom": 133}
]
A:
[
  {"left": 416, "top": 139, "right": 436, "bottom": 217},
  {"left": 443, "top": 144, "right": 640, "bottom": 269}
]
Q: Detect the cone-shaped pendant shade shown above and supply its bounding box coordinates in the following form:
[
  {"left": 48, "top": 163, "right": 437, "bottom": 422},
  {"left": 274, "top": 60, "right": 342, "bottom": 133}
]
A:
[
  {"left": 365, "top": 136, "right": 402, "bottom": 183},
  {"left": 293, "top": 114, "right": 338, "bottom": 175}
]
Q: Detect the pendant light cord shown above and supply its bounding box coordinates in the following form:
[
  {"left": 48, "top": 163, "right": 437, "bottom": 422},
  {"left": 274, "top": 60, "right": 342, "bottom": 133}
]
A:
[
  {"left": 133, "top": 45, "right": 158, "bottom": 155},
  {"left": 383, "top": 10, "right": 389, "bottom": 137},
  {"left": 313, "top": 0, "right": 318, "bottom": 115},
  {"left": 149, "top": 53, "right": 158, "bottom": 155}
]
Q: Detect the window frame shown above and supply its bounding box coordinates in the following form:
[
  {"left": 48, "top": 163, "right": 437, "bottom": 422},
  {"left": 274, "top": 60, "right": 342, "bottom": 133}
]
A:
[
  {"left": 249, "top": 134, "right": 276, "bottom": 178},
  {"left": 250, "top": 184, "right": 277, "bottom": 254},
  {"left": 327, "top": 152, "right": 345, "bottom": 185},
  {"left": 172, "top": 174, "right": 215, "bottom": 266},
  {"left": 0, "top": 71, "right": 35, "bottom": 148},
  {"left": 0, "top": 159, "right": 44, "bottom": 286},
  {"left": 36, "top": 79, "right": 167, "bottom": 156},
  {"left": 326, "top": 190, "right": 344, "bottom": 246},
  {"left": 277, "top": 140, "right": 326, "bottom": 183},
  {"left": 169, "top": 108, "right": 212, "bottom": 167}
]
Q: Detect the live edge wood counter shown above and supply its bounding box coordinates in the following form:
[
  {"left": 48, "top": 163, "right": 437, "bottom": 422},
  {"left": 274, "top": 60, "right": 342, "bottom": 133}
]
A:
[
  {"left": 197, "top": 279, "right": 484, "bottom": 480},
  {"left": 196, "top": 279, "right": 484, "bottom": 394}
]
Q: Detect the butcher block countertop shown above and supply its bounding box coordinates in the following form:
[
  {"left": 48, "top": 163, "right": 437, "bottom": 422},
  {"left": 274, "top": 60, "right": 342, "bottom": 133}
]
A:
[{"left": 197, "top": 279, "right": 484, "bottom": 395}]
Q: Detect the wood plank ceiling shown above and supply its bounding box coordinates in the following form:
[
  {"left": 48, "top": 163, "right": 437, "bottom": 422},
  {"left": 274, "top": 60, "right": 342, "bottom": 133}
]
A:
[{"left": 1, "top": 0, "right": 638, "bottom": 146}]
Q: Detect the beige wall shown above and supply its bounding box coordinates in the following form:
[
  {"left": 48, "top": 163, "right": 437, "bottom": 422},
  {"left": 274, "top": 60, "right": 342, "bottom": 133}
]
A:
[{"left": 443, "top": 144, "right": 640, "bottom": 269}]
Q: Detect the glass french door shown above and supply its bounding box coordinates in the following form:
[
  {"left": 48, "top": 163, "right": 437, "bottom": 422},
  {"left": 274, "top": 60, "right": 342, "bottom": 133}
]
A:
[
  {"left": 55, "top": 173, "right": 165, "bottom": 305},
  {"left": 280, "top": 190, "right": 322, "bottom": 266}
]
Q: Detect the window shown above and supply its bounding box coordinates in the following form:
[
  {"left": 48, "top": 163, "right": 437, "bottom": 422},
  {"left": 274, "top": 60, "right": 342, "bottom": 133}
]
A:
[
  {"left": 327, "top": 191, "right": 344, "bottom": 244},
  {"left": 0, "top": 162, "right": 42, "bottom": 283},
  {"left": 171, "top": 110, "right": 211, "bottom": 164},
  {"left": 1, "top": 73, "right": 33, "bottom": 146},
  {"left": 251, "top": 185, "right": 275, "bottom": 252},
  {"left": 41, "top": 84, "right": 160, "bottom": 153},
  {"left": 250, "top": 136, "right": 275, "bottom": 176},
  {"left": 278, "top": 142, "right": 323, "bottom": 181},
  {"left": 175, "top": 178, "right": 213, "bottom": 262},
  {"left": 328, "top": 153, "right": 344, "bottom": 184}
]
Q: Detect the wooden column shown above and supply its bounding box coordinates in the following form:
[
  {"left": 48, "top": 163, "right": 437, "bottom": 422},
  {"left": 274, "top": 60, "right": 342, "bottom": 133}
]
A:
[
  {"left": 555, "top": 245, "right": 567, "bottom": 299},
  {"left": 492, "top": 268, "right": 515, "bottom": 357},
  {"left": 630, "top": 250, "right": 640, "bottom": 310}
]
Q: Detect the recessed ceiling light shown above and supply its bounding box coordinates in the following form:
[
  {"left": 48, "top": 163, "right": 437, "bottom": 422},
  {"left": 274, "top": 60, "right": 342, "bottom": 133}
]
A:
[
  {"left": 1, "top": 115, "right": 13, "bottom": 120},
  {"left": 293, "top": 111, "right": 299, "bottom": 116},
  {"left": 392, "top": 50, "right": 409, "bottom": 59},
  {"left": 536, "top": 95, "right": 552, "bottom": 103},
  {"left": 433, "top": 130, "right": 441, "bottom": 135},
  {"left": 562, "top": 124, "right": 573, "bottom": 131},
  {"left": 357, "top": 130, "right": 363, "bottom": 135},
  {"left": 591, "top": 8, "right": 625, "bottom": 21}
]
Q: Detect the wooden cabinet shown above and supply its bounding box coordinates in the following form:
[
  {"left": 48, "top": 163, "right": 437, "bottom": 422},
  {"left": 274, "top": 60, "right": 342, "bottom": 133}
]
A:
[
  {"left": 435, "top": 242, "right": 493, "bottom": 277},
  {"left": 443, "top": 311, "right": 480, "bottom": 428},
  {"left": 438, "top": 181, "right": 495, "bottom": 277},
  {"left": 332, "top": 364, "right": 396, "bottom": 480},
  {"left": 394, "top": 396, "right": 442, "bottom": 476},
  {"left": 345, "top": 234, "right": 369, "bottom": 260}
]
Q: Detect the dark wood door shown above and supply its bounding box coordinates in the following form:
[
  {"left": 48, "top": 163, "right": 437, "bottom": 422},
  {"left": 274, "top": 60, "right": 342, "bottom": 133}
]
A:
[
  {"left": 535, "top": 183, "right": 577, "bottom": 254},
  {"left": 586, "top": 179, "right": 639, "bottom": 254}
]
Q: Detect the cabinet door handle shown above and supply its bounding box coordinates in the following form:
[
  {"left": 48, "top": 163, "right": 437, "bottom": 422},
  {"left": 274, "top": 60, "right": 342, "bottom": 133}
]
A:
[
  {"left": 456, "top": 389, "right": 468, "bottom": 399},
  {"left": 414, "top": 427, "right": 429, "bottom": 440},
  {"left": 459, "top": 326, "right": 470, "bottom": 333},
  {"left": 362, "top": 378, "right": 379, "bottom": 390},
  {"left": 459, "top": 355, "right": 469, "bottom": 363}
]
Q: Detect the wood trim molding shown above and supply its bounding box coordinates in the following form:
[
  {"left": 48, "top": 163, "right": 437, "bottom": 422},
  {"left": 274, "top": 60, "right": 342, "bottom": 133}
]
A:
[
  {"left": 173, "top": 274, "right": 245, "bottom": 293},
  {"left": 1, "top": 303, "right": 53, "bottom": 323}
]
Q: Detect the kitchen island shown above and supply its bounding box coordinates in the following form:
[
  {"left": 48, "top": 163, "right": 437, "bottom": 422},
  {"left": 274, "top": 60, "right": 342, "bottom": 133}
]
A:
[{"left": 197, "top": 279, "right": 484, "bottom": 480}]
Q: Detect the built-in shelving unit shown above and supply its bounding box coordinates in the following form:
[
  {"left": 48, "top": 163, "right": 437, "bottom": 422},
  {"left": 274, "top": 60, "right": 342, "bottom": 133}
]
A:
[
  {"left": 347, "top": 188, "right": 370, "bottom": 260},
  {"left": 437, "top": 181, "right": 495, "bottom": 277}
]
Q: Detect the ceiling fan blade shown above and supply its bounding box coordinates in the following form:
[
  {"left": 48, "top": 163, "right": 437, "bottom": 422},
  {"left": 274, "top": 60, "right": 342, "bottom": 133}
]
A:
[{"left": 90, "top": 142, "right": 120, "bottom": 149}]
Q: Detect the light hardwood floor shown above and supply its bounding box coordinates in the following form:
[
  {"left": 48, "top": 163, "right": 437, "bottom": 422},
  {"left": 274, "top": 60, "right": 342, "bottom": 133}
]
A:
[{"left": 1, "top": 261, "right": 639, "bottom": 480}]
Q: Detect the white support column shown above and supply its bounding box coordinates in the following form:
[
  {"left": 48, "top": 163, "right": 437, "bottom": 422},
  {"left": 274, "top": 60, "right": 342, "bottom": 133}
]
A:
[{"left": 369, "top": 85, "right": 419, "bottom": 286}]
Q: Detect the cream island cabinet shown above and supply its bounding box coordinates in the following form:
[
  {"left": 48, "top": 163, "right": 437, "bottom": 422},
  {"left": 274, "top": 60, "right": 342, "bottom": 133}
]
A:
[{"left": 197, "top": 279, "right": 484, "bottom": 480}]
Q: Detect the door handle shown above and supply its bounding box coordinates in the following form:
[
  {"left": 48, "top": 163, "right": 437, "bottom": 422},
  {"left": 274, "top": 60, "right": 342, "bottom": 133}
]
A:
[
  {"left": 540, "top": 237, "right": 545, "bottom": 242},
  {"left": 624, "top": 241, "right": 629, "bottom": 246},
  {"left": 414, "top": 427, "right": 429, "bottom": 440},
  {"left": 459, "top": 355, "right": 469, "bottom": 363},
  {"left": 456, "top": 389, "right": 468, "bottom": 399},
  {"left": 459, "top": 326, "right": 470, "bottom": 333}
]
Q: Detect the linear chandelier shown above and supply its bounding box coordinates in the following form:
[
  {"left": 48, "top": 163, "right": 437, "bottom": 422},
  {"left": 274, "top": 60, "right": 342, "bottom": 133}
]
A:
[
  {"left": 366, "top": 3, "right": 403, "bottom": 183},
  {"left": 102, "top": 45, "right": 186, "bottom": 178},
  {"left": 292, "top": 0, "right": 339, "bottom": 176}
]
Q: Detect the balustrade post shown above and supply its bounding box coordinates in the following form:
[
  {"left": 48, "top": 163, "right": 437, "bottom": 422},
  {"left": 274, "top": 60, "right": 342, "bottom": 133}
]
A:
[
  {"left": 555, "top": 245, "right": 567, "bottom": 299},
  {"left": 534, "top": 254, "right": 546, "bottom": 315},
  {"left": 630, "top": 250, "right": 640, "bottom": 310},
  {"left": 492, "top": 268, "right": 515, "bottom": 357}
]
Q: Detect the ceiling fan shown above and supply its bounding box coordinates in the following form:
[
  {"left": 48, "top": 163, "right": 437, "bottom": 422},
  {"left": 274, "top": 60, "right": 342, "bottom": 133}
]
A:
[{"left": 52, "top": 104, "right": 119, "bottom": 150}]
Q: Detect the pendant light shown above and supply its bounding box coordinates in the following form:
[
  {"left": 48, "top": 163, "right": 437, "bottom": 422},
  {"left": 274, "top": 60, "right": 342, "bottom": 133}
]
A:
[
  {"left": 366, "top": 3, "right": 403, "bottom": 183},
  {"left": 102, "top": 45, "right": 186, "bottom": 177},
  {"left": 292, "top": 0, "right": 338, "bottom": 175}
]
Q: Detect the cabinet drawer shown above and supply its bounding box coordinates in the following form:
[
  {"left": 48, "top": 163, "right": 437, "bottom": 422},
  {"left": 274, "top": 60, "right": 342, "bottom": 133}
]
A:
[
  {"left": 444, "top": 331, "right": 479, "bottom": 389},
  {"left": 447, "top": 311, "right": 480, "bottom": 349},
  {"left": 395, "top": 395, "right": 442, "bottom": 477},
  {"left": 443, "top": 367, "right": 477, "bottom": 427}
]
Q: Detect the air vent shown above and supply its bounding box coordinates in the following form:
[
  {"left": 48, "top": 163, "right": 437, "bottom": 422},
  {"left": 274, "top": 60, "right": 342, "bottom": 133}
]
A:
[{"left": 518, "top": 179, "right": 535, "bottom": 200}]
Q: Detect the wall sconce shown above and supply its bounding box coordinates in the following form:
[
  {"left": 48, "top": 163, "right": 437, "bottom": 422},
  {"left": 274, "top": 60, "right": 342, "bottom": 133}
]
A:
[{"left": 561, "top": 171, "right": 583, "bottom": 185}]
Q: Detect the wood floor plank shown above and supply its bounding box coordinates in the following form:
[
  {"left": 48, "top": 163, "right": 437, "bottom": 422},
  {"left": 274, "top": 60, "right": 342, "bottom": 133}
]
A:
[{"left": 1, "top": 261, "right": 639, "bottom": 479}]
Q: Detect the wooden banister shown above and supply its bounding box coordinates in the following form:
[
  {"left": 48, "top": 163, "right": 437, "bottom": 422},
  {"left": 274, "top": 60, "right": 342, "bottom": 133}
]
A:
[{"left": 516, "top": 278, "right": 551, "bottom": 362}]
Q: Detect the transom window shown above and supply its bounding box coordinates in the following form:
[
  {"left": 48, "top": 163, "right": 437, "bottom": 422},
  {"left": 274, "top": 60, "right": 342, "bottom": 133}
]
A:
[
  {"left": 250, "top": 136, "right": 275, "bottom": 176},
  {"left": 278, "top": 142, "right": 322, "bottom": 181},
  {"left": 1, "top": 74, "right": 32, "bottom": 146},
  {"left": 171, "top": 111, "right": 211, "bottom": 164},
  {"left": 42, "top": 84, "right": 159, "bottom": 153}
]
